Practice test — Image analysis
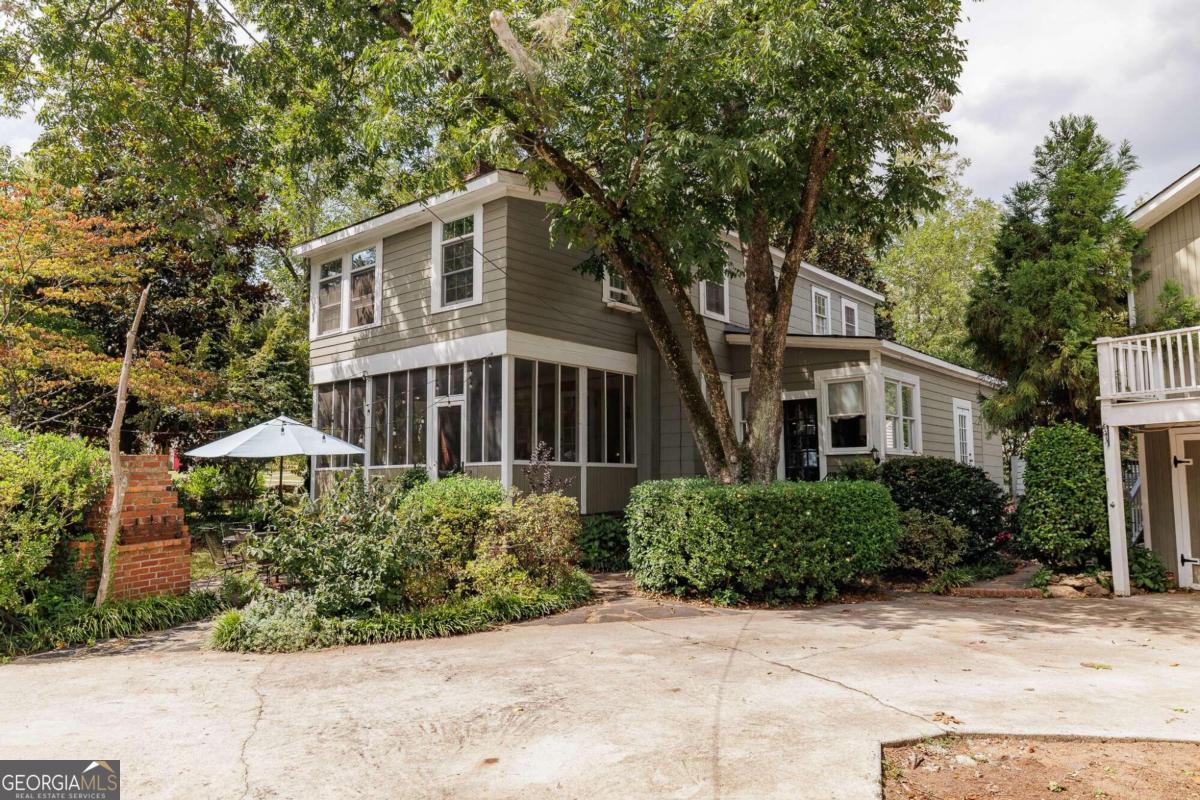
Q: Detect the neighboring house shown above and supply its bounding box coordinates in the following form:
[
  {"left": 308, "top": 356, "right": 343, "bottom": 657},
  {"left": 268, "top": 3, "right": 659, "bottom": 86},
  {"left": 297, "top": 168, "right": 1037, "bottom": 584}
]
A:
[
  {"left": 1097, "top": 163, "right": 1200, "bottom": 595},
  {"left": 293, "top": 169, "right": 1002, "bottom": 514}
]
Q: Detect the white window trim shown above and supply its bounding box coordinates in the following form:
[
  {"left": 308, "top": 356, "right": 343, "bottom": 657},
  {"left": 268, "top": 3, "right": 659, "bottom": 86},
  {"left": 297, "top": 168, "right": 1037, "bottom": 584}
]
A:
[
  {"left": 882, "top": 367, "right": 922, "bottom": 455},
  {"left": 841, "top": 298, "right": 859, "bottom": 336},
  {"left": 583, "top": 367, "right": 638, "bottom": 468},
  {"left": 952, "top": 397, "right": 976, "bottom": 466},
  {"left": 815, "top": 365, "right": 874, "bottom": 456},
  {"left": 602, "top": 271, "right": 639, "bottom": 313},
  {"left": 431, "top": 206, "right": 484, "bottom": 313},
  {"left": 812, "top": 286, "right": 832, "bottom": 335},
  {"left": 309, "top": 239, "right": 384, "bottom": 339},
  {"left": 700, "top": 275, "right": 730, "bottom": 322}
]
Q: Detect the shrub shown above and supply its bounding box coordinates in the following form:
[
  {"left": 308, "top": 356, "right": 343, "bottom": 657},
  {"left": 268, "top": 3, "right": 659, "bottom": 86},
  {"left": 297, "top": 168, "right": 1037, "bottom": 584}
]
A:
[
  {"left": 0, "top": 427, "right": 109, "bottom": 630},
  {"left": 210, "top": 590, "right": 321, "bottom": 653},
  {"left": 174, "top": 465, "right": 224, "bottom": 518},
  {"left": 1129, "top": 546, "right": 1168, "bottom": 593},
  {"left": 477, "top": 492, "right": 580, "bottom": 589},
  {"left": 578, "top": 514, "right": 630, "bottom": 571},
  {"left": 218, "top": 571, "right": 262, "bottom": 609},
  {"left": 825, "top": 458, "right": 880, "bottom": 482},
  {"left": 1018, "top": 423, "right": 1108, "bottom": 568},
  {"left": 175, "top": 462, "right": 266, "bottom": 520},
  {"left": 250, "top": 471, "right": 409, "bottom": 615},
  {"left": 877, "top": 455, "right": 1007, "bottom": 554},
  {"left": 395, "top": 475, "right": 506, "bottom": 604},
  {"left": 627, "top": 479, "right": 900, "bottom": 604},
  {"left": 891, "top": 510, "right": 968, "bottom": 577}
]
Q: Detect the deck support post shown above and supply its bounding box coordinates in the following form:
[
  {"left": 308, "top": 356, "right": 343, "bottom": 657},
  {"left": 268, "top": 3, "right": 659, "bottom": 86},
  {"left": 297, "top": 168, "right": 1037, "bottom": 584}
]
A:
[{"left": 1103, "top": 421, "right": 1131, "bottom": 597}]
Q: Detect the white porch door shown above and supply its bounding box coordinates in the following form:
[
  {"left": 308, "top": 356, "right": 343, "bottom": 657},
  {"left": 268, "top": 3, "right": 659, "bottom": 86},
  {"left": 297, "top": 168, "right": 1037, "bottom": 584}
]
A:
[
  {"left": 1169, "top": 433, "right": 1200, "bottom": 589},
  {"left": 952, "top": 399, "right": 975, "bottom": 466}
]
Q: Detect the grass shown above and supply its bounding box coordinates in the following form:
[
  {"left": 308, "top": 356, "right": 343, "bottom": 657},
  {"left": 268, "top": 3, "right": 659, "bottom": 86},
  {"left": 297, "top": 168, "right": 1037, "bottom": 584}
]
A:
[
  {"left": 190, "top": 549, "right": 219, "bottom": 581},
  {"left": 1, "top": 592, "right": 222, "bottom": 657},
  {"left": 210, "top": 570, "right": 594, "bottom": 653}
]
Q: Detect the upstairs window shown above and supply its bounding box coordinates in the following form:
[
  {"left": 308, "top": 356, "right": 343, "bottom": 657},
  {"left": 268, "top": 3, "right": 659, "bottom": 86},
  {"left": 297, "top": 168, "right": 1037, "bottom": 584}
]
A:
[
  {"left": 603, "top": 270, "right": 638, "bottom": 310},
  {"left": 701, "top": 276, "right": 728, "bottom": 321},
  {"left": 317, "top": 259, "right": 342, "bottom": 335},
  {"left": 349, "top": 247, "right": 377, "bottom": 327},
  {"left": 842, "top": 300, "right": 858, "bottom": 336},
  {"left": 434, "top": 213, "right": 481, "bottom": 310},
  {"left": 812, "top": 287, "right": 831, "bottom": 335}
]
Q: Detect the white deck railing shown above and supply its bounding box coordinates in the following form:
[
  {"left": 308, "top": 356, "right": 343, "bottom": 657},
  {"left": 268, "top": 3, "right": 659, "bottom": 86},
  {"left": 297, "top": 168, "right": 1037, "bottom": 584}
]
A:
[{"left": 1097, "top": 325, "right": 1200, "bottom": 401}]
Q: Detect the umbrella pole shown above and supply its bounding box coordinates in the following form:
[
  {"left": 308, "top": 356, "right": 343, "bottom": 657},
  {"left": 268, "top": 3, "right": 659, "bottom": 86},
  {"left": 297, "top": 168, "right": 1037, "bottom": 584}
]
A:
[{"left": 278, "top": 455, "right": 284, "bottom": 501}]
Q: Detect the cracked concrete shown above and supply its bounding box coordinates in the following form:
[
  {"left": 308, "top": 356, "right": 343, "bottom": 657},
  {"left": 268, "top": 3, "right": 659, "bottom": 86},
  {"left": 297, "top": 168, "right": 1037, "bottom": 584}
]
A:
[{"left": 2, "top": 591, "right": 1198, "bottom": 799}]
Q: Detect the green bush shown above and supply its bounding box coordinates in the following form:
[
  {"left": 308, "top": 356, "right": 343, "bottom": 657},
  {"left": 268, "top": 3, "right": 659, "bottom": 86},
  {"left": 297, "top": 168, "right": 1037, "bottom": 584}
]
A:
[
  {"left": 627, "top": 479, "right": 900, "bottom": 604},
  {"left": 210, "top": 571, "right": 593, "bottom": 652},
  {"left": 0, "top": 427, "right": 109, "bottom": 632},
  {"left": 1129, "top": 546, "right": 1168, "bottom": 593},
  {"left": 174, "top": 461, "right": 265, "bottom": 520},
  {"left": 250, "top": 471, "right": 409, "bottom": 615},
  {"left": 826, "top": 458, "right": 880, "bottom": 482},
  {"left": 891, "top": 510, "right": 968, "bottom": 577},
  {"left": 174, "top": 465, "right": 224, "bottom": 518},
  {"left": 579, "top": 513, "right": 630, "bottom": 571},
  {"left": 477, "top": 492, "right": 580, "bottom": 588},
  {"left": 1018, "top": 423, "right": 1108, "bottom": 568},
  {"left": 1, "top": 591, "right": 220, "bottom": 657},
  {"left": 877, "top": 455, "right": 1007, "bottom": 554},
  {"left": 395, "top": 475, "right": 506, "bottom": 604},
  {"left": 218, "top": 571, "right": 262, "bottom": 609}
]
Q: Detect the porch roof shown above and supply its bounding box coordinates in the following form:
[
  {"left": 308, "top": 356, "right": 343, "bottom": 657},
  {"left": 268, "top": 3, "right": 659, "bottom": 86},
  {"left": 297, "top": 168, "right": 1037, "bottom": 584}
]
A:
[{"left": 722, "top": 326, "right": 1002, "bottom": 388}]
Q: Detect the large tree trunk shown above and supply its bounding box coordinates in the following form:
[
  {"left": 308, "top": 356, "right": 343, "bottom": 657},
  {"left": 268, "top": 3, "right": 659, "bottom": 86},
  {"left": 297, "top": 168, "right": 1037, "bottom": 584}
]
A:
[{"left": 95, "top": 284, "right": 150, "bottom": 607}]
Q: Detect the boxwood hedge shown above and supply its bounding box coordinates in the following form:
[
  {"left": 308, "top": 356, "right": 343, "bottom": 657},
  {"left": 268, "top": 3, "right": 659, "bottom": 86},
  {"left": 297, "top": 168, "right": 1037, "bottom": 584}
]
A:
[
  {"left": 877, "top": 455, "right": 1007, "bottom": 554},
  {"left": 626, "top": 479, "right": 900, "bottom": 604}
]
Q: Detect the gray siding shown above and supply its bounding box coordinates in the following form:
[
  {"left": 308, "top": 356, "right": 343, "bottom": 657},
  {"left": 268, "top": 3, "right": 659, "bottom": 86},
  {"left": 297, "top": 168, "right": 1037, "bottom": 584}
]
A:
[
  {"left": 587, "top": 466, "right": 639, "bottom": 514},
  {"left": 1135, "top": 193, "right": 1200, "bottom": 325},
  {"left": 504, "top": 198, "right": 644, "bottom": 354},
  {"left": 512, "top": 465, "right": 581, "bottom": 502},
  {"left": 311, "top": 199, "right": 508, "bottom": 368}
]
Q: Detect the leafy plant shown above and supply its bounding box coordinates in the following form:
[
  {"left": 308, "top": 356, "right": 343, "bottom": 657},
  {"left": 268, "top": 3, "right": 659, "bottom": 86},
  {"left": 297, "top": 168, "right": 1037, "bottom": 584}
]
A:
[
  {"left": 825, "top": 458, "right": 880, "bottom": 482},
  {"left": 627, "top": 478, "right": 900, "bottom": 604},
  {"left": 578, "top": 514, "right": 630, "bottom": 572},
  {"left": 1018, "top": 423, "right": 1108, "bottom": 568},
  {"left": 1128, "top": 546, "right": 1168, "bottom": 593},
  {"left": 891, "top": 510, "right": 967, "bottom": 578},
  {"left": 218, "top": 571, "right": 262, "bottom": 609},
  {"left": 878, "top": 455, "right": 1007, "bottom": 554},
  {"left": 1026, "top": 566, "right": 1053, "bottom": 589},
  {"left": 477, "top": 492, "right": 580, "bottom": 589}
]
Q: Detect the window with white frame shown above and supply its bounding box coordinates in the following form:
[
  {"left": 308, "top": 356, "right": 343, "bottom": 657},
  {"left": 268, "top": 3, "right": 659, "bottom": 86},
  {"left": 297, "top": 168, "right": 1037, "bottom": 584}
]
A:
[
  {"left": 884, "top": 377, "right": 919, "bottom": 453},
  {"left": 701, "top": 276, "right": 728, "bottom": 320},
  {"left": 953, "top": 398, "right": 975, "bottom": 465},
  {"left": 439, "top": 215, "right": 475, "bottom": 306},
  {"left": 842, "top": 299, "right": 858, "bottom": 336},
  {"left": 314, "top": 244, "right": 381, "bottom": 336},
  {"left": 514, "top": 359, "right": 580, "bottom": 462},
  {"left": 812, "top": 287, "right": 831, "bottom": 335},
  {"left": 603, "top": 269, "right": 638, "bottom": 310},
  {"left": 586, "top": 368, "right": 635, "bottom": 464},
  {"left": 825, "top": 378, "right": 867, "bottom": 449}
]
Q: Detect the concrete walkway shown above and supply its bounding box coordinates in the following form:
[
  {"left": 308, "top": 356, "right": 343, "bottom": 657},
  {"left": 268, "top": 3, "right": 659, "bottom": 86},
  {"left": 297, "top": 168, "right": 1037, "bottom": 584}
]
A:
[{"left": 2, "top": 590, "right": 1198, "bottom": 799}]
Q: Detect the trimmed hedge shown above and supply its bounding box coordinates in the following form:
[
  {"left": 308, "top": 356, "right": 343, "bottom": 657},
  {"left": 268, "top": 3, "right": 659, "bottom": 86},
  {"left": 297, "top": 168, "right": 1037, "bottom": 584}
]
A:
[
  {"left": 891, "top": 510, "right": 968, "bottom": 578},
  {"left": 877, "top": 456, "right": 1007, "bottom": 554},
  {"left": 1018, "top": 423, "right": 1107, "bottom": 567},
  {"left": 627, "top": 479, "right": 900, "bottom": 604}
]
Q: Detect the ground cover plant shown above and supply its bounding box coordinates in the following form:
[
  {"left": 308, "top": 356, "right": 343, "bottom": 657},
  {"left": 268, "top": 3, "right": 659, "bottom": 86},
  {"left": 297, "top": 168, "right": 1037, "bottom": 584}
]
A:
[{"left": 212, "top": 473, "right": 591, "bottom": 652}]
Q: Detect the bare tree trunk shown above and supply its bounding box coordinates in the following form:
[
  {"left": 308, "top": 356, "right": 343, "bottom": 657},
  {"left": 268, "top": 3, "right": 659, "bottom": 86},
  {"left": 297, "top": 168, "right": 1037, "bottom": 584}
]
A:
[{"left": 95, "top": 284, "right": 150, "bottom": 607}]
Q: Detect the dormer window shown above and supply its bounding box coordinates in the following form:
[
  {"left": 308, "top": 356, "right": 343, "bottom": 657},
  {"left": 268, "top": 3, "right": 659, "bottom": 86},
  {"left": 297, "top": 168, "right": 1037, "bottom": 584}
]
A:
[{"left": 432, "top": 209, "right": 484, "bottom": 311}]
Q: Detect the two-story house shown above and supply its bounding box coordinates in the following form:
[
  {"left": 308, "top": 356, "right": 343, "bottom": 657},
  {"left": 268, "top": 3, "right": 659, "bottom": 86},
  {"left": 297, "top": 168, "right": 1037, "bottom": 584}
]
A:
[
  {"left": 294, "top": 169, "right": 1002, "bottom": 515},
  {"left": 1098, "top": 162, "right": 1200, "bottom": 595}
]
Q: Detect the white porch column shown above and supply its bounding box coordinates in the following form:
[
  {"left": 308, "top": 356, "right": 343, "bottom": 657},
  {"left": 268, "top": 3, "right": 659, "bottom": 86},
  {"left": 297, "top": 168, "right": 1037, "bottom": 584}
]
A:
[
  {"left": 869, "top": 350, "right": 886, "bottom": 462},
  {"left": 500, "top": 355, "right": 514, "bottom": 491},
  {"left": 1103, "top": 422, "right": 1131, "bottom": 597}
]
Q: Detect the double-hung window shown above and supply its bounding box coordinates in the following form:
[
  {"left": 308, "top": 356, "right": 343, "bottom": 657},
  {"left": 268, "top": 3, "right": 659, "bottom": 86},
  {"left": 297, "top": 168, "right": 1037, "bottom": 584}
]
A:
[
  {"left": 435, "top": 213, "right": 481, "bottom": 310},
  {"left": 812, "top": 287, "right": 831, "bottom": 335},
  {"left": 701, "top": 276, "right": 728, "bottom": 320},
  {"left": 884, "top": 377, "right": 919, "bottom": 453},
  {"left": 603, "top": 270, "right": 638, "bottom": 310},
  {"left": 842, "top": 299, "right": 858, "bottom": 336},
  {"left": 312, "top": 244, "right": 381, "bottom": 336},
  {"left": 825, "top": 379, "right": 867, "bottom": 450}
]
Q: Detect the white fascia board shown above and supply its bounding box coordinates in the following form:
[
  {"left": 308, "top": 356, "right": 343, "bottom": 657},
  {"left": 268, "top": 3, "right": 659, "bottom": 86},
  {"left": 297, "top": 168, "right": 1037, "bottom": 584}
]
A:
[
  {"left": 292, "top": 171, "right": 562, "bottom": 260},
  {"left": 310, "top": 330, "right": 637, "bottom": 384},
  {"left": 1101, "top": 397, "right": 1200, "bottom": 428},
  {"left": 718, "top": 232, "right": 885, "bottom": 304},
  {"left": 878, "top": 340, "right": 1002, "bottom": 388},
  {"left": 1128, "top": 163, "right": 1200, "bottom": 230}
]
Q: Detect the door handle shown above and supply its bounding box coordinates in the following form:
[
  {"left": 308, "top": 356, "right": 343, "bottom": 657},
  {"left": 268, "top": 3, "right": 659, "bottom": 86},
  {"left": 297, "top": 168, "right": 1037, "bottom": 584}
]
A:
[
  {"left": 1174, "top": 456, "right": 1194, "bottom": 468},
  {"left": 1183, "top": 554, "right": 1200, "bottom": 567}
]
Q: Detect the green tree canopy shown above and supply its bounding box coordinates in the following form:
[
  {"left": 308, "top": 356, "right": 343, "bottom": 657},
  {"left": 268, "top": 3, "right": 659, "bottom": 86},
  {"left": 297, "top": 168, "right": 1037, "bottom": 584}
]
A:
[
  {"left": 966, "top": 115, "right": 1143, "bottom": 431},
  {"left": 876, "top": 158, "right": 1000, "bottom": 367}
]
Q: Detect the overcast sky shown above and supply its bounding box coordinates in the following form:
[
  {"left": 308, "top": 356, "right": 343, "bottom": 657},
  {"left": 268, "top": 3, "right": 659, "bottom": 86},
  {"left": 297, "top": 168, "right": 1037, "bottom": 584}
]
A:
[{"left": 2, "top": 1, "right": 1197, "bottom": 209}]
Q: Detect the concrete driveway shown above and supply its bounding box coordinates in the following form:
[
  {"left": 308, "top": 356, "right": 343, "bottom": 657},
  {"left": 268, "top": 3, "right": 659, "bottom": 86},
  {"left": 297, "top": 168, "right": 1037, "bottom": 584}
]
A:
[{"left": 2, "top": 589, "right": 1198, "bottom": 799}]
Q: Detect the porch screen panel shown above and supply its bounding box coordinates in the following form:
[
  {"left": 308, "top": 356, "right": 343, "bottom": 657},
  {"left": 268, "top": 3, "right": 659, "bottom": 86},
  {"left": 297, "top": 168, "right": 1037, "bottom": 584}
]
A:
[
  {"left": 587, "top": 369, "right": 604, "bottom": 462},
  {"left": 390, "top": 372, "right": 408, "bottom": 464},
  {"left": 316, "top": 384, "right": 335, "bottom": 468},
  {"left": 371, "top": 377, "right": 389, "bottom": 466},
  {"left": 536, "top": 362, "right": 557, "bottom": 460},
  {"left": 560, "top": 366, "right": 578, "bottom": 462},
  {"left": 484, "top": 357, "right": 502, "bottom": 461},
  {"left": 514, "top": 358, "right": 535, "bottom": 460},
  {"left": 467, "top": 359, "right": 484, "bottom": 463},
  {"left": 410, "top": 369, "right": 427, "bottom": 465},
  {"left": 348, "top": 380, "right": 366, "bottom": 466},
  {"left": 605, "top": 371, "right": 623, "bottom": 463}
]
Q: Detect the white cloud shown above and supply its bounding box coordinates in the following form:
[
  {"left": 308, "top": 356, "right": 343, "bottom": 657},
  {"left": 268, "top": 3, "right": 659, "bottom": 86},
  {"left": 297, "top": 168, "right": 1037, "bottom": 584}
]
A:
[
  {"left": 0, "top": 112, "right": 41, "bottom": 155},
  {"left": 949, "top": 0, "right": 1200, "bottom": 208}
]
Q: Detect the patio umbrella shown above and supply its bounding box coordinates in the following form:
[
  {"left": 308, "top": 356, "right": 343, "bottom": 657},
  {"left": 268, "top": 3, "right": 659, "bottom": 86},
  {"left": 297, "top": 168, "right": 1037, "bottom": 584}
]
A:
[{"left": 184, "top": 416, "right": 365, "bottom": 498}]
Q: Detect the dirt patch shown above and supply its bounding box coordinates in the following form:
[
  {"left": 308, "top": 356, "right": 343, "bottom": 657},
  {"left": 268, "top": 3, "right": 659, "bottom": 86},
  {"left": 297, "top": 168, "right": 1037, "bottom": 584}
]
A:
[{"left": 883, "top": 735, "right": 1200, "bottom": 800}]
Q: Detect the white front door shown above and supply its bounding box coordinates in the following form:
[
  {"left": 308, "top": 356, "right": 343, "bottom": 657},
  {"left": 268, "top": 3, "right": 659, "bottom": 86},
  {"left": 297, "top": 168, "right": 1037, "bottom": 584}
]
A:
[{"left": 1168, "top": 432, "right": 1200, "bottom": 589}]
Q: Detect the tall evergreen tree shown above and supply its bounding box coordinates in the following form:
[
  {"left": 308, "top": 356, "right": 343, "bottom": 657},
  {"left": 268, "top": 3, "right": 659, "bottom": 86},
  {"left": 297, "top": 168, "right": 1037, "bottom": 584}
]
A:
[{"left": 966, "top": 115, "right": 1143, "bottom": 431}]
